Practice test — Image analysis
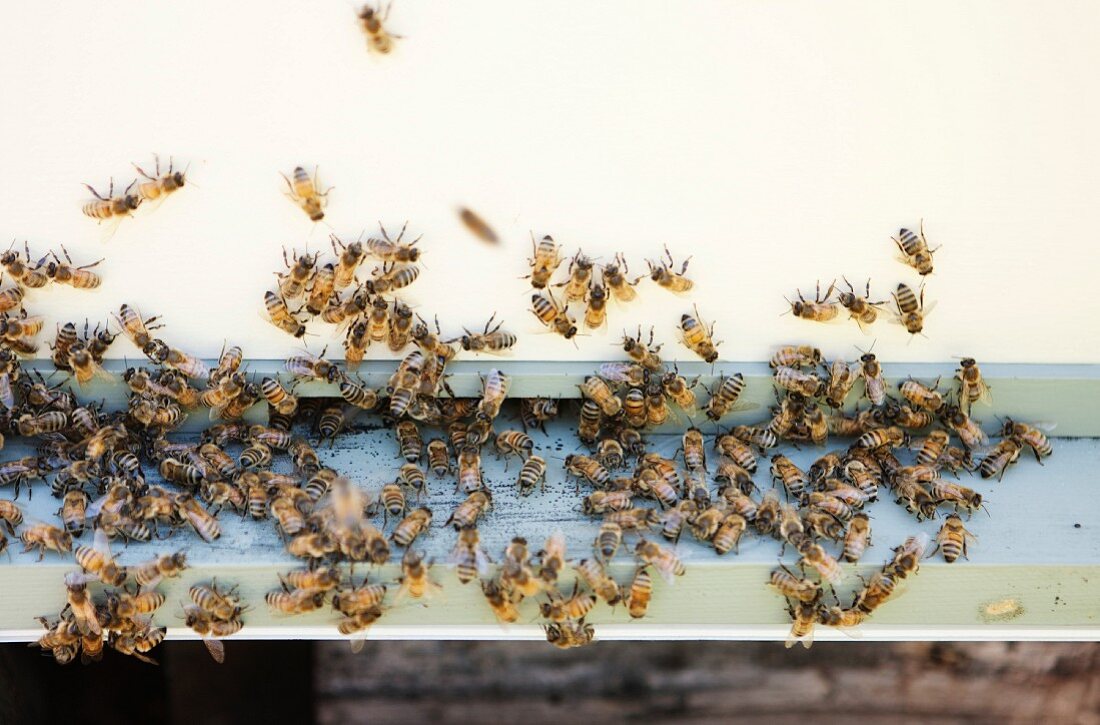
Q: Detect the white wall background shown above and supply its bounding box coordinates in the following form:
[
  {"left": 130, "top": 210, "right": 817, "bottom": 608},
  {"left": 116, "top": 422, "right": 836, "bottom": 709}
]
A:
[{"left": 0, "top": 0, "right": 1097, "bottom": 363}]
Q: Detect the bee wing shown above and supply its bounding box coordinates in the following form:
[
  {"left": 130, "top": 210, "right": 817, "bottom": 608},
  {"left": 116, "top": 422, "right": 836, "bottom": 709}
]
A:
[
  {"left": 92, "top": 527, "right": 113, "bottom": 558},
  {"left": 86, "top": 494, "right": 110, "bottom": 519},
  {"left": 830, "top": 622, "right": 864, "bottom": 640},
  {"left": 474, "top": 547, "right": 492, "bottom": 578},
  {"left": 202, "top": 636, "right": 226, "bottom": 664},
  {"left": 131, "top": 651, "right": 161, "bottom": 666},
  {"left": 921, "top": 300, "right": 938, "bottom": 319},
  {"left": 348, "top": 636, "right": 367, "bottom": 654},
  {"left": 1028, "top": 421, "right": 1058, "bottom": 433},
  {"left": 785, "top": 624, "right": 814, "bottom": 650},
  {"left": 0, "top": 374, "right": 14, "bottom": 409},
  {"left": 852, "top": 316, "right": 875, "bottom": 335}
]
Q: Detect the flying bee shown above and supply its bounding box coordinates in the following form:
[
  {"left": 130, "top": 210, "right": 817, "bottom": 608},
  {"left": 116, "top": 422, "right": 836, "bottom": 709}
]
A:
[
  {"left": 281, "top": 166, "right": 330, "bottom": 221},
  {"left": 633, "top": 538, "right": 685, "bottom": 583},
  {"left": 893, "top": 221, "right": 938, "bottom": 276},
  {"left": 1002, "top": 418, "right": 1054, "bottom": 462},
  {"left": 82, "top": 178, "right": 142, "bottom": 222},
  {"left": 842, "top": 513, "right": 872, "bottom": 562},
  {"left": 622, "top": 326, "right": 663, "bottom": 372},
  {"left": 980, "top": 437, "right": 1023, "bottom": 480},
  {"left": 704, "top": 373, "right": 750, "bottom": 421},
  {"left": 785, "top": 280, "right": 839, "bottom": 322},
  {"left": 647, "top": 245, "right": 693, "bottom": 294},
  {"left": 44, "top": 245, "right": 103, "bottom": 289},
  {"left": 556, "top": 249, "right": 595, "bottom": 303},
  {"left": 837, "top": 277, "right": 886, "bottom": 331},
  {"left": 530, "top": 290, "right": 577, "bottom": 340},
  {"left": 456, "top": 313, "right": 516, "bottom": 353},
  {"left": 899, "top": 377, "right": 945, "bottom": 412},
  {"left": 934, "top": 513, "right": 976, "bottom": 563},
  {"left": 769, "top": 565, "right": 822, "bottom": 604},
  {"left": 358, "top": 2, "right": 401, "bottom": 54},
  {"left": 524, "top": 233, "right": 563, "bottom": 289},
  {"left": 603, "top": 253, "right": 640, "bottom": 302},
  {"left": 892, "top": 282, "right": 935, "bottom": 336},
  {"left": 450, "top": 526, "right": 491, "bottom": 584},
  {"left": 457, "top": 207, "right": 498, "bottom": 244},
  {"left": 584, "top": 279, "right": 608, "bottom": 329}
]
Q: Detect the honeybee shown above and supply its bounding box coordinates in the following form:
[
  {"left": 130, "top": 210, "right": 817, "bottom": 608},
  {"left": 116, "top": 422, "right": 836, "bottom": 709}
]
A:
[
  {"left": 899, "top": 377, "right": 945, "bottom": 412},
  {"left": 59, "top": 489, "right": 90, "bottom": 537},
  {"left": 447, "top": 490, "right": 492, "bottom": 529},
  {"left": 366, "top": 263, "right": 420, "bottom": 299},
  {"left": 256, "top": 377, "right": 298, "bottom": 417},
  {"left": 594, "top": 521, "right": 623, "bottom": 560},
  {"left": 358, "top": 2, "right": 401, "bottom": 54},
  {"left": 842, "top": 513, "right": 872, "bottom": 562},
  {"left": 481, "top": 579, "right": 520, "bottom": 623},
  {"left": 477, "top": 367, "right": 509, "bottom": 420},
  {"left": 336, "top": 378, "right": 377, "bottom": 412},
  {"left": 583, "top": 490, "right": 634, "bottom": 515},
  {"left": 63, "top": 571, "right": 102, "bottom": 636},
  {"left": 519, "top": 398, "right": 559, "bottom": 433},
  {"left": 852, "top": 570, "right": 898, "bottom": 614},
  {"left": 822, "top": 359, "right": 859, "bottom": 409},
  {"left": 854, "top": 426, "right": 908, "bottom": 450},
  {"left": 109, "top": 589, "right": 168, "bottom": 619},
  {"left": 768, "top": 455, "right": 807, "bottom": 502},
  {"left": 531, "top": 290, "right": 577, "bottom": 340},
  {"left": 954, "top": 357, "right": 992, "bottom": 412},
  {"left": 43, "top": 245, "right": 103, "bottom": 289},
  {"left": 645, "top": 380, "right": 671, "bottom": 426},
  {"left": 457, "top": 207, "right": 498, "bottom": 244},
  {"left": 266, "top": 588, "right": 326, "bottom": 614},
  {"left": 677, "top": 305, "right": 720, "bottom": 362},
  {"left": 0, "top": 499, "right": 23, "bottom": 535},
  {"left": 980, "top": 437, "right": 1023, "bottom": 480},
  {"left": 604, "top": 508, "right": 657, "bottom": 532},
  {"left": 634, "top": 538, "right": 685, "bottom": 583},
  {"left": 622, "top": 326, "right": 663, "bottom": 372},
  {"left": 536, "top": 531, "right": 567, "bottom": 584},
  {"left": 795, "top": 538, "right": 843, "bottom": 585},
  {"left": 182, "top": 605, "right": 235, "bottom": 663},
  {"left": 556, "top": 249, "right": 595, "bottom": 303},
  {"left": 769, "top": 565, "right": 821, "bottom": 603},
  {"left": 647, "top": 246, "right": 693, "bottom": 294},
  {"left": 714, "top": 433, "right": 758, "bottom": 474},
  {"left": 277, "top": 249, "right": 317, "bottom": 301},
  {"left": 0, "top": 285, "right": 24, "bottom": 314},
  {"left": 517, "top": 455, "right": 548, "bottom": 495},
  {"left": 579, "top": 375, "right": 622, "bottom": 417},
  {"left": 1, "top": 242, "right": 49, "bottom": 289},
  {"left": 450, "top": 526, "right": 491, "bottom": 584},
  {"left": 20, "top": 523, "right": 72, "bottom": 559},
  {"left": 617, "top": 388, "right": 645, "bottom": 430},
  {"left": 396, "top": 549, "right": 443, "bottom": 602},
  {"left": 785, "top": 599, "right": 818, "bottom": 649},
  {"left": 281, "top": 166, "right": 330, "bottom": 221},
  {"left": 602, "top": 253, "right": 640, "bottom": 302},
  {"left": 366, "top": 222, "right": 422, "bottom": 264},
  {"left": 893, "top": 221, "right": 938, "bottom": 276},
  {"left": 678, "top": 427, "right": 706, "bottom": 471},
  {"left": 131, "top": 551, "right": 189, "bottom": 587},
  {"left": 931, "top": 513, "right": 977, "bottom": 564},
  {"left": 659, "top": 369, "right": 696, "bottom": 410},
  {"left": 175, "top": 492, "right": 222, "bottom": 542},
  {"left": 544, "top": 620, "right": 596, "bottom": 649},
  {"left": 585, "top": 279, "right": 608, "bottom": 329},
  {"left": 773, "top": 366, "right": 823, "bottom": 398},
  {"left": 71, "top": 528, "right": 125, "bottom": 585},
  {"left": 573, "top": 558, "right": 621, "bottom": 605},
  {"left": 704, "top": 373, "right": 749, "bottom": 421},
  {"left": 941, "top": 405, "right": 988, "bottom": 450},
  {"left": 710, "top": 511, "right": 747, "bottom": 555},
  {"left": 785, "top": 280, "right": 839, "bottom": 322},
  {"left": 887, "top": 401, "right": 936, "bottom": 430},
  {"left": 82, "top": 178, "right": 142, "bottom": 221},
  {"left": 541, "top": 585, "right": 598, "bottom": 623},
  {"left": 455, "top": 445, "right": 484, "bottom": 494},
  {"left": 1002, "top": 418, "right": 1054, "bottom": 462},
  {"left": 888, "top": 532, "right": 930, "bottom": 578},
  {"left": 770, "top": 345, "right": 822, "bottom": 370},
  {"left": 565, "top": 454, "right": 610, "bottom": 489},
  {"left": 286, "top": 351, "right": 343, "bottom": 383},
  {"left": 524, "top": 233, "right": 563, "bottom": 289},
  {"left": 892, "top": 282, "right": 935, "bottom": 336}
]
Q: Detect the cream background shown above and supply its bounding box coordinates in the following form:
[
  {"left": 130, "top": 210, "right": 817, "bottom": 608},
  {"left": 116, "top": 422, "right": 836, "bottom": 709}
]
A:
[{"left": 0, "top": 0, "right": 1097, "bottom": 363}]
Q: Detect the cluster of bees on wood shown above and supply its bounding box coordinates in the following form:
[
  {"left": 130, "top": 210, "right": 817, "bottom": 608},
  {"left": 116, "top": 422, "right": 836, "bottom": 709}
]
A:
[{"left": 9, "top": 156, "right": 1062, "bottom": 660}]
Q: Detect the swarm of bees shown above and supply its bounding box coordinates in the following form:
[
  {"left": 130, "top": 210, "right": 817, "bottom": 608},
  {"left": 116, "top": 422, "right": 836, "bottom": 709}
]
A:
[{"left": 7, "top": 186, "right": 1063, "bottom": 661}]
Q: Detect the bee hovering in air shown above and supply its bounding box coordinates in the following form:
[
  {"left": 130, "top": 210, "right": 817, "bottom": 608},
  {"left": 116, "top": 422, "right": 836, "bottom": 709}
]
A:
[
  {"left": 647, "top": 246, "right": 693, "bottom": 294},
  {"left": 132, "top": 154, "right": 188, "bottom": 205},
  {"left": 358, "top": 2, "right": 402, "bottom": 54},
  {"left": 280, "top": 166, "right": 331, "bottom": 222},
  {"left": 892, "top": 282, "right": 935, "bottom": 338},
  {"left": 680, "top": 305, "right": 721, "bottom": 363},
  {"left": 837, "top": 277, "right": 886, "bottom": 332},
  {"left": 893, "top": 221, "right": 939, "bottom": 276},
  {"left": 784, "top": 280, "right": 839, "bottom": 323},
  {"left": 457, "top": 207, "right": 498, "bottom": 244}
]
